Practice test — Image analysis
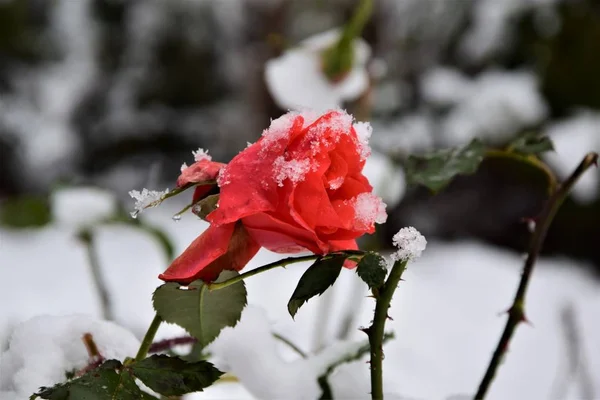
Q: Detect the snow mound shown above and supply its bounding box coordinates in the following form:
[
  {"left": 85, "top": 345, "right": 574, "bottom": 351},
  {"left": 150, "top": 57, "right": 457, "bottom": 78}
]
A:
[{"left": 0, "top": 315, "right": 139, "bottom": 400}]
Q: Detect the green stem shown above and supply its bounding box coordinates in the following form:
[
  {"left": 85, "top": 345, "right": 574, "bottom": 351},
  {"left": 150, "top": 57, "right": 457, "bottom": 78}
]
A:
[
  {"left": 78, "top": 229, "right": 113, "bottom": 321},
  {"left": 207, "top": 254, "right": 322, "bottom": 291},
  {"left": 474, "top": 152, "right": 598, "bottom": 400},
  {"left": 272, "top": 333, "right": 307, "bottom": 358},
  {"left": 368, "top": 259, "right": 409, "bottom": 400},
  {"left": 135, "top": 314, "right": 163, "bottom": 362}
]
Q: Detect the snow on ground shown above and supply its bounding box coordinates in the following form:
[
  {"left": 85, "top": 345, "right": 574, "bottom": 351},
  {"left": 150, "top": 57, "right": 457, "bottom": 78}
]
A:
[
  {"left": 0, "top": 315, "right": 140, "bottom": 400},
  {"left": 0, "top": 194, "right": 599, "bottom": 399}
]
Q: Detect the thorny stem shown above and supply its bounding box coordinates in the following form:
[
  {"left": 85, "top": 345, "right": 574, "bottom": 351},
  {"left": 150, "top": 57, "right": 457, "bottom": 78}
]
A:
[
  {"left": 77, "top": 229, "right": 113, "bottom": 321},
  {"left": 207, "top": 252, "right": 364, "bottom": 291},
  {"left": 474, "top": 152, "right": 598, "bottom": 400},
  {"left": 135, "top": 314, "right": 163, "bottom": 362},
  {"left": 367, "top": 259, "right": 409, "bottom": 400}
]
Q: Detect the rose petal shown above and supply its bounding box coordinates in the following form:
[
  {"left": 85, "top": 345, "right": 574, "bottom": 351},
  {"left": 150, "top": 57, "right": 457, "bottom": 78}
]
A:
[
  {"left": 177, "top": 159, "right": 226, "bottom": 188},
  {"left": 207, "top": 116, "right": 306, "bottom": 226},
  {"left": 242, "top": 212, "right": 327, "bottom": 254},
  {"left": 159, "top": 223, "right": 260, "bottom": 284}
]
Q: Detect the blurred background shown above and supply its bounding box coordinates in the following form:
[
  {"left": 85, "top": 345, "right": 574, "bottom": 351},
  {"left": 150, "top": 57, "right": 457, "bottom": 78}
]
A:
[
  {"left": 1, "top": 1, "right": 600, "bottom": 398},
  {"left": 2, "top": 0, "right": 599, "bottom": 273}
]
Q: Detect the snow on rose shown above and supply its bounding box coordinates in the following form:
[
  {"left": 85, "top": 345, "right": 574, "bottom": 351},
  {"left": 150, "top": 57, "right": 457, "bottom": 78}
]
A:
[{"left": 160, "top": 109, "right": 388, "bottom": 284}]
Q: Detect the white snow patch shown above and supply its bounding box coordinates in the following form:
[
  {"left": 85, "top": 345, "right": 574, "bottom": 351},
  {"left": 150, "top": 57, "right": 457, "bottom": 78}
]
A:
[
  {"left": 51, "top": 187, "right": 117, "bottom": 228},
  {"left": 371, "top": 113, "right": 436, "bottom": 154},
  {"left": 192, "top": 148, "right": 212, "bottom": 162},
  {"left": 207, "top": 306, "right": 377, "bottom": 399},
  {"left": 273, "top": 157, "right": 311, "bottom": 187},
  {"left": 391, "top": 227, "right": 427, "bottom": 262},
  {"left": 353, "top": 193, "right": 388, "bottom": 229},
  {"left": 421, "top": 67, "right": 473, "bottom": 107},
  {"left": 264, "top": 29, "right": 371, "bottom": 111},
  {"left": 362, "top": 150, "right": 406, "bottom": 206},
  {"left": 0, "top": 315, "right": 139, "bottom": 400},
  {"left": 544, "top": 111, "right": 600, "bottom": 203},
  {"left": 441, "top": 70, "right": 547, "bottom": 146}
]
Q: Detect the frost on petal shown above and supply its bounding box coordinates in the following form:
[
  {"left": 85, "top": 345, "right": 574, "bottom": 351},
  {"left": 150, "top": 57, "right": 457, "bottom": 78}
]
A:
[
  {"left": 128, "top": 188, "right": 169, "bottom": 218},
  {"left": 273, "top": 156, "right": 311, "bottom": 187},
  {"left": 260, "top": 112, "right": 302, "bottom": 151},
  {"left": 391, "top": 227, "right": 427, "bottom": 262},
  {"left": 353, "top": 192, "right": 387, "bottom": 230},
  {"left": 180, "top": 162, "right": 188, "bottom": 172},
  {"left": 192, "top": 148, "right": 212, "bottom": 162},
  {"left": 302, "top": 110, "right": 354, "bottom": 156},
  {"left": 353, "top": 121, "right": 372, "bottom": 160},
  {"left": 328, "top": 176, "right": 345, "bottom": 190}
]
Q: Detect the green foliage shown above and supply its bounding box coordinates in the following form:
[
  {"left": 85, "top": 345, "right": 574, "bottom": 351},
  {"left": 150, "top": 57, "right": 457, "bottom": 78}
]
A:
[
  {"left": 153, "top": 270, "right": 247, "bottom": 348},
  {"left": 356, "top": 252, "right": 388, "bottom": 289},
  {"left": 508, "top": 133, "right": 554, "bottom": 156},
  {"left": 0, "top": 196, "right": 52, "bottom": 228},
  {"left": 130, "top": 355, "right": 223, "bottom": 396},
  {"left": 287, "top": 254, "right": 345, "bottom": 318},
  {"left": 30, "top": 360, "right": 158, "bottom": 400},
  {"left": 405, "top": 139, "right": 486, "bottom": 192},
  {"left": 31, "top": 355, "right": 223, "bottom": 399}
]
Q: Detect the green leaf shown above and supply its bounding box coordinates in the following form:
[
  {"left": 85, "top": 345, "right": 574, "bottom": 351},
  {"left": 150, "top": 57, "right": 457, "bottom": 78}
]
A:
[
  {"left": 356, "top": 252, "right": 387, "bottom": 289},
  {"left": 508, "top": 132, "right": 554, "bottom": 155},
  {"left": 130, "top": 355, "right": 223, "bottom": 396},
  {"left": 287, "top": 255, "right": 345, "bottom": 318},
  {"left": 30, "top": 360, "right": 159, "bottom": 400},
  {"left": 405, "top": 138, "right": 486, "bottom": 192},
  {"left": 0, "top": 196, "right": 51, "bottom": 228},
  {"left": 153, "top": 270, "right": 247, "bottom": 348}
]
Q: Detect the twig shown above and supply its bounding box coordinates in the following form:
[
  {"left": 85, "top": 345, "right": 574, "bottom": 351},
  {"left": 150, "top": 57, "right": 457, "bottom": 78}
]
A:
[
  {"left": 149, "top": 336, "right": 198, "bottom": 354},
  {"left": 313, "top": 288, "right": 335, "bottom": 352},
  {"left": 474, "top": 152, "right": 598, "bottom": 399},
  {"left": 366, "top": 259, "right": 409, "bottom": 400},
  {"left": 551, "top": 303, "right": 595, "bottom": 400},
  {"left": 77, "top": 230, "right": 113, "bottom": 321},
  {"left": 76, "top": 333, "right": 105, "bottom": 377},
  {"left": 273, "top": 332, "right": 307, "bottom": 358},
  {"left": 318, "top": 333, "right": 394, "bottom": 400}
]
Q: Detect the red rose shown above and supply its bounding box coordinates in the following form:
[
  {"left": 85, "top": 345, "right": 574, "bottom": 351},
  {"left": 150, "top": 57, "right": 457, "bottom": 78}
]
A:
[{"left": 160, "top": 110, "right": 387, "bottom": 284}]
